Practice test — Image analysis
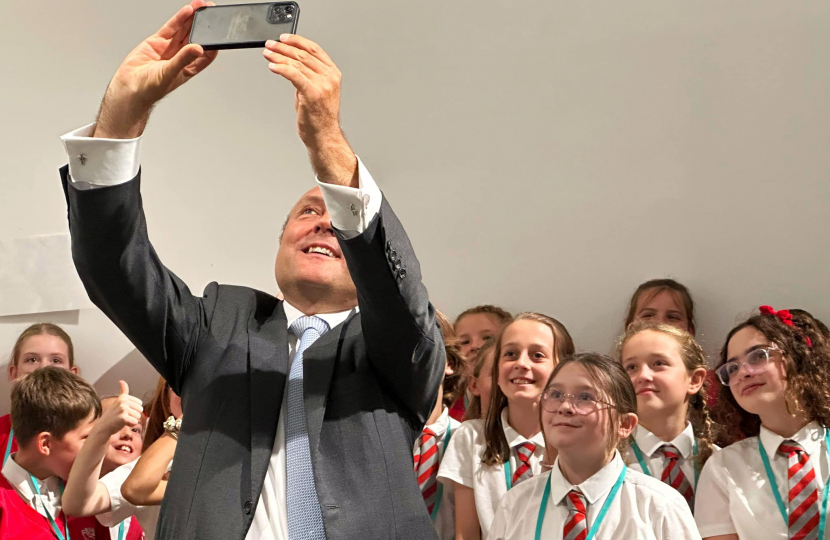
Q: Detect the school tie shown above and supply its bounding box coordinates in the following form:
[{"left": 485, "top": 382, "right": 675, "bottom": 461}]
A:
[
  {"left": 512, "top": 441, "right": 536, "bottom": 486},
  {"left": 413, "top": 427, "right": 440, "bottom": 514},
  {"left": 778, "top": 440, "right": 820, "bottom": 540},
  {"left": 659, "top": 444, "right": 694, "bottom": 509},
  {"left": 563, "top": 490, "right": 588, "bottom": 540},
  {"left": 286, "top": 316, "right": 329, "bottom": 540}
]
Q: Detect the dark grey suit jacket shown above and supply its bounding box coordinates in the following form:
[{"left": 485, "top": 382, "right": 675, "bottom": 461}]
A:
[{"left": 61, "top": 167, "right": 445, "bottom": 540}]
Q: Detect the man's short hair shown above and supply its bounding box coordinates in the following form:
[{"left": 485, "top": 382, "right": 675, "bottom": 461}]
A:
[{"left": 11, "top": 367, "right": 102, "bottom": 446}]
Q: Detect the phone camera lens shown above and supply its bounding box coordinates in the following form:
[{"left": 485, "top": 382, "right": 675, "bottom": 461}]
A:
[
  {"left": 278, "top": 13, "right": 286, "bottom": 21},
  {"left": 285, "top": 5, "right": 294, "bottom": 12}
]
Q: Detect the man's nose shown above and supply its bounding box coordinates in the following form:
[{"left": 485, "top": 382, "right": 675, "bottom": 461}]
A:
[{"left": 313, "top": 213, "right": 334, "bottom": 234}]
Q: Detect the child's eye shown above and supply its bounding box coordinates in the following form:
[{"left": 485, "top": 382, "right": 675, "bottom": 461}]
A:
[
  {"left": 577, "top": 392, "right": 597, "bottom": 402},
  {"left": 460, "top": 340, "right": 470, "bottom": 346},
  {"left": 482, "top": 335, "right": 493, "bottom": 342},
  {"left": 624, "top": 364, "right": 636, "bottom": 372},
  {"left": 654, "top": 360, "right": 667, "bottom": 367},
  {"left": 52, "top": 357, "right": 63, "bottom": 363},
  {"left": 532, "top": 352, "right": 547, "bottom": 360},
  {"left": 25, "top": 357, "right": 37, "bottom": 363}
]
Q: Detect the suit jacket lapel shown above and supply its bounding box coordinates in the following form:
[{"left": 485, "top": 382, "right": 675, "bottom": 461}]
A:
[
  {"left": 248, "top": 301, "right": 289, "bottom": 502},
  {"left": 302, "top": 309, "right": 358, "bottom": 456}
]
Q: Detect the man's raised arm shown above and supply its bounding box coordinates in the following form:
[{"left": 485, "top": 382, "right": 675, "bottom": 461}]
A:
[{"left": 61, "top": 1, "right": 218, "bottom": 391}]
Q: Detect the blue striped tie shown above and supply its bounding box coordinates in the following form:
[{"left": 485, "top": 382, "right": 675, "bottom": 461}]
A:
[{"left": 287, "top": 316, "right": 329, "bottom": 539}]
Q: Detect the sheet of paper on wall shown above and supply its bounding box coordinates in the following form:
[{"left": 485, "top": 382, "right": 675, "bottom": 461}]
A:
[{"left": 0, "top": 233, "right": 94, "bottom": 317}]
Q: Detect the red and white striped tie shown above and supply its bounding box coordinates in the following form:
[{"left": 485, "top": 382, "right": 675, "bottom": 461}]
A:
[
  {"left": 413, "top": 428, "right": 440, "bottom": 513},
  {"left": 659, "top": 444, "right": 694, "bottom": 508},
  {"left": 512, "top": 442, "right": 536, "bottom": 486},
  {"left": 563, "top": 490, "right": 588, "bottom": 540},
  {"left": 779, "top": 440, "right": 820, "bottom": 540}
]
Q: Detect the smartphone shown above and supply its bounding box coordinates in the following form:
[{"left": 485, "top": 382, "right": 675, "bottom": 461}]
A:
[{"left": 190, "top": 2, "right": 300, "bottom": 50}]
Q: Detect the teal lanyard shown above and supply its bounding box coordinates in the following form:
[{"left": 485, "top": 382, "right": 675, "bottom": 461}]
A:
[
  {"left": 504, "top": 459, "right": 513, "bottom": 491},
  {"left": 29, "top": 473, "right": 69, "bottom": 540},
  {"left": 3, "top": 428, "right": 13, "bottom": 466},
  {"left": 429, "top": 424, "right": 453, "bottom": 521},
  {"left": 118, "top": 519, "right": 126, "bottom": 540},
  {"left": 630, "top": 439, "right": 700, "bottom": 490},
  {"left": 535, "top": 465, "right": 627, "bottom": 540},
  {"left": 758, "top": 428, "right": 830, "bottom": 538}
]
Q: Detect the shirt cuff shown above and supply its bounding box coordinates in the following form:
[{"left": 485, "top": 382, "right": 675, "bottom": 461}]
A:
[
  {"left": 60, "top": 123, "right": 142, "bottom": 190},
  {"left": 316, "top": 156, "right": 382, "bottom": 239}
]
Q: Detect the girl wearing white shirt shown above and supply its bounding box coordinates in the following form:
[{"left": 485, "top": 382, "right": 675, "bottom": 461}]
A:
[
  {"left": 438, "top": 312, "right": 574, "bottom": 540},
  {"left": 490, "top": 353, "right": 700, "bottom": 540},
  {"left": 617, "top": 322, "right": 717, "bottom": 512},
  {"left": 696, "top": 306, "right": 830, "bottom": 540}
]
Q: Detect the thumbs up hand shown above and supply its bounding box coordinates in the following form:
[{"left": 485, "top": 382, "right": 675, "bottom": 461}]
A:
[{"left": 97, "top": 380, "right": 145, "bottom": 436}]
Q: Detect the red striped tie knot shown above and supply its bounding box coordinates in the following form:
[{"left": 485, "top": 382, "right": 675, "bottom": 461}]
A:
[
  {"left": 511, "top": 442, "right": 536, "bottom": 485},
  {"left": 564, "top": 490, "right": 588, "bottom": 540},
  {"left": 777, "top": 439, "right": 820, "bottom": 540},
  {"left": 659, "top": 444, "right": 694, "bottom": 508},
  {"left": 414, "top": 427, "right": 441, "bottom": 513}
]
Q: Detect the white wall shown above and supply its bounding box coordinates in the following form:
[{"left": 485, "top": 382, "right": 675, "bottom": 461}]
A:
[{"left": 2, "top": 0, "right": 829, "bottom": 413}]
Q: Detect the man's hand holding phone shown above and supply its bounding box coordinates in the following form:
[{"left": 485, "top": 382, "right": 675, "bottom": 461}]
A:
[{"left": 94, "top": 0, "right": 218, "bottom": 140}]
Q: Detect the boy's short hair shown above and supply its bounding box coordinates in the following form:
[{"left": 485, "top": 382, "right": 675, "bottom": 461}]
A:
[{"left": 11, "top": 366, "right": 102, "bottom": 446}]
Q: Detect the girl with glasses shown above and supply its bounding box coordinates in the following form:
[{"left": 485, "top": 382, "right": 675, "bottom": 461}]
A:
[
  {"left": 617, "top": 322, "right": 718, "bottom": 513},
  {"left": 438, "top": 312, "right": 573, "bottom": 540},
  {"left": 695, "top": 306, "right": 830, "bottom": 540},
  {"left": 489, "top": 353, "right": 700, "bottom": 539}
]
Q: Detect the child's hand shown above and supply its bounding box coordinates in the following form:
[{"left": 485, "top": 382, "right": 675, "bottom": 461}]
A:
[{"left": 97, "top": 381, "right": 144, "bottom": 436}]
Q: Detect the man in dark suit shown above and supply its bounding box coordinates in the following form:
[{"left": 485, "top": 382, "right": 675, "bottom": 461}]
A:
[{"left": 59, "top": 2, "right": 445, "bottom": 538}]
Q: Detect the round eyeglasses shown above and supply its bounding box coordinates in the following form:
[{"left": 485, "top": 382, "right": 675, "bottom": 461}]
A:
[
  {"left": 541, "top": 388, "right": 611, "bottom": 415},
  {"left": 716, "top": 347, "right": 777, "bottom": 386}
]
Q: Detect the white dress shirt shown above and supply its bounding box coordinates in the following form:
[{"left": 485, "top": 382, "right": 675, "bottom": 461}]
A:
[
  {"left": 60, "top": 124, "right": 381, "bottom": 540},
  {"left": 695, "top": 421, "right": 829, "bottom": 539},
  {"left": 488, "top": 452, "right": 701, "bottom": 540},
  {"left": 415, "top": 407, "right": 462, "bottom": 540},
  {"left": 437, "top": 408, "right": 547, "bottom": 538},
  {"left": 2, "top": 453, "right": 64, "bottom": 520},
  {"left": 622, "top": 422, "right": 714, "bottom": 494}
]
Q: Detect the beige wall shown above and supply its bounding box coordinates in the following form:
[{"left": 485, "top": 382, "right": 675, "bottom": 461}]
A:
[{"left": 1, "top": 0, "right": 829, "bottom": 413}]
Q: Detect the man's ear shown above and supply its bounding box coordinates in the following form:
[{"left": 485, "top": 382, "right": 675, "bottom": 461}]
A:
[{"left": 617, "top": 412, "right": 638, "bottom": 439}]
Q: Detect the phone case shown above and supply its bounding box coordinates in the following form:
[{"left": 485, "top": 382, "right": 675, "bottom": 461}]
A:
[{"left": 190, "top": 2, "right": 300, "bottom": 50}]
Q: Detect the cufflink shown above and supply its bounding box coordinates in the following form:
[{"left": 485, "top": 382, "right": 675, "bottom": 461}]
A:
[
  {"left": 78, "top": 153, "right": 88, "bottom": 166},
  {"left": 349, "top": 203, "right": 358, "bottom": 216}
]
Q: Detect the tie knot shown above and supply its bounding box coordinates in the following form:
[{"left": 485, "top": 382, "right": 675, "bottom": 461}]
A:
[
  {"left": 515, "top": 442, "right": 536, "bottom": 461},
  {"left": 660, "top": 444, "right": 681, "bottom": 461},
  {"left": 290, "top": 316, "right": 329, "bottom": 339},
  {"left": 421, "top": 427, "right": 437, "bottom": 441},
  {"left": 566, "top": 490, "right": 587, "bottom": 513},
  {"left": 779, "top": 440, "right": 805, "bottom": 457}
]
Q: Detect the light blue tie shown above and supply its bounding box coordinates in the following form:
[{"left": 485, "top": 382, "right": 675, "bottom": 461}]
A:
[{"left": 287, "top": 316, "right": 329, "bottom": 539}]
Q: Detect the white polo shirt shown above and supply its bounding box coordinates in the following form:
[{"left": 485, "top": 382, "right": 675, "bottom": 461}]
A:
[
  {"left": 695, "top": 421, "right": 829, "bottom": 539},
  {"left": 437, "top": 408, "right": 546, "bottom": 537},
  {"left": 489, "top": 452, "right": 701, "bottom": 540}
]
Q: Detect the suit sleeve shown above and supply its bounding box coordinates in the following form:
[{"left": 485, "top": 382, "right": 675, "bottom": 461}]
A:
[
  {"left": 335, "top": 195, "right": 445, "bottom": 427},
  {"left": 60, "top": 166, "right": 216, "bottom": 394}
]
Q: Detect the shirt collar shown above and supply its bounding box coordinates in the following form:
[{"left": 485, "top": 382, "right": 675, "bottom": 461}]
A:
[
  {"left": 501, "top": 408, "right": 546, "bottom": 448},
  {"left": 1, "top": 454, "right": 61, "bottom": 507},
  {"left": 633, "top": 422, "right": 695, "bottom": 459},
  {"left": 282, "top": 300, "right": 355, "bottom": 331},
  {"left": 424, "top": 407, "right": 450, "bottom": 438},
  {"left": 760, "top": 420, "right": 825, "bottom": 458},
  {"left": 550, "top": 451, "right": 625, "bottom": 506}
]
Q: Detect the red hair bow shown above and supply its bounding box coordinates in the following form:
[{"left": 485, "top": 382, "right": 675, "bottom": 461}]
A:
[{"left": 759, "top": 305, "right": 812, "bottom": 347}]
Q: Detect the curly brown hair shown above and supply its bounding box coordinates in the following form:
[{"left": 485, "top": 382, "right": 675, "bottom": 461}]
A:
[
  {"left": 713, "top": 308, "right": 830, "bottom": 443},
  {"left": 482, "top": 312, "right": 575, "bottom": 466},
  {"left": 436, "top": 310, "right": 466, "bottom": 409},
  {"left": 617, "top": 322, "right": 716, "bottom": 470}
]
